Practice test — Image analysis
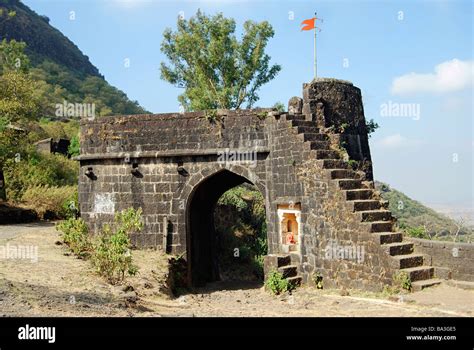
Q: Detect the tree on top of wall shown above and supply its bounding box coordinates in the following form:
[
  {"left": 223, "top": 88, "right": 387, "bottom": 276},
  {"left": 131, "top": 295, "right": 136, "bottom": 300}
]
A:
[{"left": 160, "top": 10, "right": 281, "bottom": 111}]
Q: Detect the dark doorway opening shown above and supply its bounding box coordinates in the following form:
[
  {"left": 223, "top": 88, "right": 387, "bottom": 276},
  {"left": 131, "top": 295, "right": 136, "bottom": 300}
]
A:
[{"left": 187, "top": 170, "right": 267, "bottom": 287}]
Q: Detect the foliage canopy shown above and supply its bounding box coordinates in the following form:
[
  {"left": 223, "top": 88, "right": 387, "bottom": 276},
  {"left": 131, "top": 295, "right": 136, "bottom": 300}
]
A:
[{"left": 160, "top": 10, "right": 281, "bottom": 111}]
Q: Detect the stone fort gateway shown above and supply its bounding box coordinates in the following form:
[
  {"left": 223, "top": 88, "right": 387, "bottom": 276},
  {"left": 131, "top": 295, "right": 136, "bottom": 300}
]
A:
[{"left": 76, "top": 78, "right": 442, "bottom": 291}]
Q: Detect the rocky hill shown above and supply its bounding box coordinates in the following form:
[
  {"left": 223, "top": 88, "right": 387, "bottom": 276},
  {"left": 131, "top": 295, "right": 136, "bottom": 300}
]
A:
[{"left": 0, "top": 0, "right": 148, "bottom": 117}]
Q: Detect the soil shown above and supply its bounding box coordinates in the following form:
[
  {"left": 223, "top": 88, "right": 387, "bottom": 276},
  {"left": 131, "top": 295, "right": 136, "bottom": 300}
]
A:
[{"left": 0, "top": 223, "right": 472, "bottom": 317}]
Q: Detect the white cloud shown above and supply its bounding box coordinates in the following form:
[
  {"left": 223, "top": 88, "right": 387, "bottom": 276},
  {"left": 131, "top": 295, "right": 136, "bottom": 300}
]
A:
[
  {"left": 377, "top": 134, "right": 421, "bottom": 149},
  {"left": 391, "top": 59, "right": 474, "bottom": 96}
]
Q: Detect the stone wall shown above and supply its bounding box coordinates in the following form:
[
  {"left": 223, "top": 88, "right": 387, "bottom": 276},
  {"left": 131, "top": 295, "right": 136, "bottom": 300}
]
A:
[
  {"left": 408, "top": 238, "right": 474, "bottom": 281},
  {"left": 302, "top": 78, "right": 373, "bottom": 180}
]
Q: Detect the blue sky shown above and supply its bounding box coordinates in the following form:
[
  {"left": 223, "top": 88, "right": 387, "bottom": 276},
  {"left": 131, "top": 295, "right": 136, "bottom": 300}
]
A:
[{"left": 24, "top": 0, "right": 473, "bottom": 213}]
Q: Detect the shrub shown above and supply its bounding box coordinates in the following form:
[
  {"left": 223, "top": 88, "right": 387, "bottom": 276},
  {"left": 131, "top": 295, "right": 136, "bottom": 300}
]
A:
[
  {"left": 21, "top": 185, "right": 77, "bottom": 219},
  {"left": 4, "top": 151, "right": 78, "bottom": 201},
  {"left": 313, "top": 271, "right": 323, "bottom": 289},
  {"left": 68, "top": 134, "right": 80, "bottom": 157},
  {"left": 272, "top": 102, "right": 285, "bottom": 112},
  {"left": 265, "top": 270, "right": 292, "bottom": 295},
  {"left": 393, "top": 271, "right": 412, "bottom": 291},
  {"left": 56, "top": 217, "right": 92, "bottom": 258},
  {"left": 91, "top": 208, "right": 143, "bottom": 284},
  {"left": 405, "top": 226, "right": 428, "bottom": 239},
  {"left": 365, "top": 118, "right": 379, "bottom": 137}
]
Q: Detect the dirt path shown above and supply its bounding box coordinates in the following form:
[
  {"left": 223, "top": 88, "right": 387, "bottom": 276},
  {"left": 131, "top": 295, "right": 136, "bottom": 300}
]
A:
[{"left": 0, "top": 223, "right": 472, "bottom": 317}]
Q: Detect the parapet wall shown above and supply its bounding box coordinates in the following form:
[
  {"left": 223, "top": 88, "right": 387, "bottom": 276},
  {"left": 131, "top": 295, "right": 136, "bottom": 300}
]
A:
[{"left": 408, "top": 238, "right": 474, "bottom": 281}]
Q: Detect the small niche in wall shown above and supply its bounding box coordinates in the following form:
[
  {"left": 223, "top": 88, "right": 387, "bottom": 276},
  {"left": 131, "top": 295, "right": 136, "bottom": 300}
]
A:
[{"left": 277, "top": 203, "right": 301, "bottom": 254}]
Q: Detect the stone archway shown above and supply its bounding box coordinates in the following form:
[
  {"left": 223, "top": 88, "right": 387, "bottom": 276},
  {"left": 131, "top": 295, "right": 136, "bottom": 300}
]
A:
[
  {"left": 185, "top": 168, "right": 266, "bottom": 287},
  {"left": 78, "top": 80, "right": 440, "bottom": 292}
]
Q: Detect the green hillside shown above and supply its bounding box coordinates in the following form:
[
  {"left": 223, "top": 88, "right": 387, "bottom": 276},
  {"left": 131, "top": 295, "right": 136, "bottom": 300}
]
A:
[
  {"left": 0, "top": 0, "right": 149, "bottom": 219},
  {"left": 0, "top": 0, "right": 148, "bottom": 117},
  {"left": 375, "top": 181, "right": 473, "bottom": 242}
]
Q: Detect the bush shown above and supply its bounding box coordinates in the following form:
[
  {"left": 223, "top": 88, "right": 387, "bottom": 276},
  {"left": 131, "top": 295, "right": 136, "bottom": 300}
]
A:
[
  {"left": 56, "top": 217, "right": 92, "bottom": 258},
  {"left": 21, "top": 185, "right": 77, "bottom": 219},
  {"left": 313, "top": 271, "right": 323, "bottom": 289},
  {"left": 265, "top": 270, "right": 292, "bottom": 295},
  {"left": 4, "top": 151, "right": 78, "bottom": 201},
  {"left": 68, "top": 134, "right": 80, "bottom": 157},
  {"left": 393, "top": 271, "right": 412, "bottom": 291},
  {"left": 405, "top": 226, "right": 428, "bottom": 239},
  {"left": 91, "top": 208, "right": 143, "bottom": 284}
]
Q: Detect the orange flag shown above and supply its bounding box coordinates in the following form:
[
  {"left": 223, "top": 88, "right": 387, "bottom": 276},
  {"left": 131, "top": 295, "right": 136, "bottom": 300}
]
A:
[{"left": 301, "top": 18, "right": 316, "bottom": 31}]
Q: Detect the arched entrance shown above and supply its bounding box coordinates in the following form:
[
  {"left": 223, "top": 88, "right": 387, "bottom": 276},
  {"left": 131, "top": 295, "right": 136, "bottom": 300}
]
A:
[{"left": 186, "top": 169, "right": 266, "bottom": 287}]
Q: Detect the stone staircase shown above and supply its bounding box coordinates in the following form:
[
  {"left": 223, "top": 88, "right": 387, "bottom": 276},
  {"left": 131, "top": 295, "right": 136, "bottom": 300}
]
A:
[
  {"left": 274, "top": 254, "right": 302, "bottom": 287},
  {"left": 284, "top": 114, "right": 442, "bottom": 292}
]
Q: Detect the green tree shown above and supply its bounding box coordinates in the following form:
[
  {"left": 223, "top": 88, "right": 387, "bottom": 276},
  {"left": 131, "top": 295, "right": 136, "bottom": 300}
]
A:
[
  {"left": 0, "top": 71, "right": 40, "bottom": 127},
  {"left": 0, "top": 39, "right": 30, "bottom": 74},
  {"left": 272, "top": 101, "right": 285, "bottom": 112},
  {"left": 160, "top": 10, "right": 281, "bottom": 111}
]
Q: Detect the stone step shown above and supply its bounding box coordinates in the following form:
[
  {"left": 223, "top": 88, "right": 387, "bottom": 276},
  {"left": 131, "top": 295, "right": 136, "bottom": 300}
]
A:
[
  {"left": 278, "top": 265, "right": 298, "bottom": 278},
  {"left": 285, "top": 115, "right": 306, "bottom": 121},
  {"left": 369, "top": 221, "right": 393, "bottom": 233},
  {"left": 402, "top": 266, "right": 434, "bottom": 282},
  {"left": 320, "top": 159, "right": 348, "bottom": 169},
  {"left": 391, "top": 254, "right": 424, "bottom": 269},
  {"left": 291, "top": 120, "right": 317, "bottom": 127},
  {"left": 411, "top": 279, "right": 443, "bottom": 292},
  {"left": 301, "top": 133, "right": 329, "bottom": 142},
  {"left": 309, "top": 141, "right": 330, "bottom": 150},
  {"left": 345, "top": 189, "right": 374, "bottom": 200},
  {"left": 360, "top": 210, "right": 392, "bottom": 222},
  {"left": 287, "top": 276, "right": 302, "bottom": 287},
  {"left": 315, "top": 149, "right": 340, "bottom": 159},
  {"left": 276, "top": 255, "right": 291, "bottom": 267},
  {"left": 337, "top": 179, "right": 362, "bottom": 190},
  {"left": 296, "top": 126, "right": 320, "bottom": 134},
  {"left": 351, "top": 200, "right": 381, "bottom": 211},
  {"left": 374, "top": 232, "right": 403, "bottom": 244},
  {"left": 384, "top": 242, "right": 414, "bottom": 256},
  {"left": 330, "top": 169, "right": 357, "bottom": 180}
]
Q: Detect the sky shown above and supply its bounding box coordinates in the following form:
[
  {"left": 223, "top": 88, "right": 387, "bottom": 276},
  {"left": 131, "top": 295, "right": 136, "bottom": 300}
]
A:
[{"left": 23, "top": 0, "right": 473, "bottom": 213}]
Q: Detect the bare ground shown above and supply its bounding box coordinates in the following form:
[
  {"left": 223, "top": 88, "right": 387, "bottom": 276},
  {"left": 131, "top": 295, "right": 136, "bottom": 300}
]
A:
[{"left": 0, "top": 223, "right": 472, "bottom": 317}]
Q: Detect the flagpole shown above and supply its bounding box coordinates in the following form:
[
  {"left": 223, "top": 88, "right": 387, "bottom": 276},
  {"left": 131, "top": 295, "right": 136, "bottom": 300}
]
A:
[{"left": 314, "top": 26, "right": 317, "bottom": 79}]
